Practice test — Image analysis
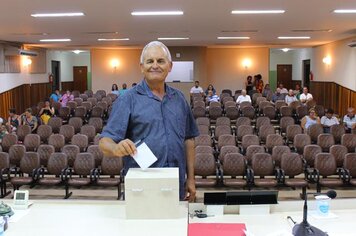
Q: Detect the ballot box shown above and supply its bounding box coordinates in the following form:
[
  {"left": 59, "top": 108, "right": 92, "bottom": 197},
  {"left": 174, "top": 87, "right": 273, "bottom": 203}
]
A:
[{"left": 125, "top": 168, "right": 180, "bottom": 219}]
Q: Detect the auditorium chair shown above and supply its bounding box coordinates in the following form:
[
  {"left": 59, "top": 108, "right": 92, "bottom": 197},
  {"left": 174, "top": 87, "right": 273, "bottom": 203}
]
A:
[
  {"left": 68, "top": 117, "right": 83, "bottom": 134},
  {"left": 37, "top": 144, "right": 55, "bottom": 167},
  {"left": 221, "top": 89, "right": 232, "bottom": 96},
  {"left": 59, "top": 125, "right": 75, "bottom": 144},
  {"left": 313, "top": 153, "right": 344, "bottom": 192},
  {"left": 303, "top": 144, "right": 322, "bottom": 167},
  {"left": 222, "top": 97, "right": 234, "bottom": 106},
  {"left": 97, "top": 101, "right": 109, "bottom": 114},
  {"left": 58, "top": 106, "right": 71, "bottom": 122},
  {"left": 93, "top": 93, "right": 103, "bottom": 102},
  {"left": 245, "top": 145, "right": 266, "bottom": 164},
  {"left": 36, "top": 125, "right": 52, "bottom": 144},
  {"left": 80, "top": 94, "right": 89, "bottom": 101},
  {"left": 256, "top": 117, "right": 271, "bottom": 133},
  {"left": 101, "top": 97, "right": 112, "bottom": 106},
  {"left": 0, "top": 152, "right": 11, "bottom": 198},
  {"left": 266, "top": 134, "right": 284, "bottom": 153},
  {"left": 97, "top": 156, "right": 123, "bottom": 199},
  {"left": 256, "top": 96, "right": 267, "bottom": 108},
  {"left": 296, "top": 106, "right": 308, "bottom": 122},
  {"left": 218, "top": 145, "right": 239, "bottom": 164},
  {"left": 1, "top": 133, "right": 18, "bottom": 152},
  {"left": 272, "top": 145, "right": 291, "bottom": 167},
  {"left": 72, "top": 90, "right": 80, "bottom": 98},
  {"left": 216, "top": 117, "right": 231, "bottom": 127},
  {"left": 80, "top": 125, "right": 96, "bottom": 144},
  {"left": 236, "top": 117, "right": 251, "bottom": 127},
  {"left": 51, "top": 102, "right": 61, "bottom": 114},
  {"left": 209, "top": 106, "right": 223, "bottom": 121},
  {"left": 280, "top": 117, "right": 295, "bottom": 136},
  {"left": 330, "top": 145, "right": 348, "bottom": 168},
  {"left": 74, "top": 106, "right": 87, "bottom": 120},
  {"left": 62, "top": 145, "right": 80, "bottom": 167},
  {"left": 343, "top": 153, "right": 356, "bottom": 186},
  {"left": 71, "top": 134, "right": 88, "bottom": 152},
  {"left": 258, "top": 100, "right": 272, "bottom": 113},
  {"left": 194, "top": 135, "right": 213, "bottom": 147},
  {"left": 307, "top": 124, "right": 324, "bottom": 143},
  {"left": 106, "top": 93, "right": 117, "bottom": 102},
  {"left": 330, "top": 124, "right": 345, "bottom": 144},
  {"left": 193, "top": 100, "right": 205, "bottom": 108},
  {"left": 289, "top": 101, "right": 301, "bottom": 113},
  {"left": 196, "top": 146, "right": 214, "bottom": 155},
  {"left": 192, "top": 106, "right": 206, "bottom": 119},
  {"left": 317, "top": 134, "right": 335, "bottom": 152},
  {"left": 48, "top": 117, "right": 63, "bottom": 133},
  {"left": 81, "top": 101, "right": 92, "bottom": 114},
  {"left": 194, "top": 153, "right": 219, "bottom": 187},
  {"left": 241, "top": 135, "right": 260, "bottom": 154},
  {"left": 87, "top": 145, "right": 104, "bottom": 168},
  {"left": 225, "top": 106, "right": 239, "bottom": 121},
  {"left": 64, "top": 152, "right": 97, "bottom": 199},
  {"left": 252, "top": 93, "right": 262, "bottom": 105},
  {"left": 279, "top": 106, "right": 293, "bottom": 117},
  {"left": 314, "top": 105, "right": 325, "bottom": 118},
  {"left": 306, "top": 100, "right": 317, "bottom": 110},
  {"left": 262, "top": 106, "right": 277, "bottom": 121},
  {"left": 84, "top": 90, "right": 94, "bottom": 98},
  {"left": 248, "top": 153, "right": 278, "bottom": 188},
  {"left": 197, "top": 125, "right": 210, "bottom": 135},
  {"left": 74, "top": 97, "right": 83, "bottom": 106},
  {"left": 240, "top": 106, "right": 255, "bottom": 120},
  {"left": 96, "top": 90, "right": 106, "bottom": 98},
  {"left": 293, "top": 133, "right": 311, "bottom": 154},
  {"left": 8, "top": 144, "right": 25, "bottom": 169},
  {"left": 48, "top": 134, "right": 65, "bottom": 152},
  {"left": 341, "top": 134, "right": 356, "bottom": 152},
  {"left": 16, "top": 125, "right": 31, "bottom": 142},
  {"left": 221, "top": 153, "right": 247, "bottom": 188},
  {"left": 90, "top": 106, "right": 104, "bottom": 118},
  {"left": 196, "top": 117, "right": 210, "bottom": 127},
  {"left": 275, "top": 101, "right": 287, "bottom": 112},
  {"left": 88, "top": 117, "right": 103, "bottom": 134},
  {"left": 67, "top": 101, "right": 78, "bottom": 115},
  {"left": 87, "top": 97, "right": 97, "bottom": 107},
  {"left": 236, "top": 125, "right": 254, "bottom": 143},
  {"left": 259, "top": 124, "right": 275, "bottom": 144},
  {"left": 23, "top": 134, "right": 40, "bottom": 152},
  {"left": 216, "top": 134, "right": 236, "bottom": 151},
  {"left": 239, "top": 101, "right": 252, "bottom": 110},
  {"left": 220, "top": 93, "right": 231, "bottom": 102},
  {"left": 214, "top": 125, "right": 232, "bottom": 141},
  {"left": 11, "top": 152, "right": 40, "bottom": 191}
]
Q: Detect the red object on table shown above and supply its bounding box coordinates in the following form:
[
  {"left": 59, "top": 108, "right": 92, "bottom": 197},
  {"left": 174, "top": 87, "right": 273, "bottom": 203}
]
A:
[{"left": 188, "top": 223, "right": 246, "bottom": 236}]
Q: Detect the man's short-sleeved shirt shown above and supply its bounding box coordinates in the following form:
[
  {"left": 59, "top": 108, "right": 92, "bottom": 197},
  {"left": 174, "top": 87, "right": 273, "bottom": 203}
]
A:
[
  {"left": 190, "top": 86, "right": 203, "bottom": 94},
  {"left": 236, "top": 95, "right": 251, "bottom": 104},
  {"left": 321, "top": 116, "right": 339, "bottom": 127},
  {"left": 101, "top": 79, "right": 199, "bottom": 199},
  {"left": 300, "top": 93, "right": 313, "bottom": 102},
  {"left": 343, "top": 115, "right": 356, "bottom": 129}
]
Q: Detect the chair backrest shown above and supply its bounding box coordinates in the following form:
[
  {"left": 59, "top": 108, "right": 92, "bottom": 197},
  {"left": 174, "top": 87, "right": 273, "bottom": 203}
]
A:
[
  {"left": 36, "top": 125, "right": 52, "bottom": 143},
  {"left": 20, "top": 152, "right": 40, "bottom": 174},
  {"left": 293, "top": 133, "right": 311, "bottom": 154},
  {"left": 317, "top": 134, "right": 335, "bottom": 152},
  {"left": 245, "top": 145, "right": 265, "bottom": 163},
  {"left": 215, "top": 125, "right": 232, "bottom": 140},
  {"left": 0, "top": 152, "right": 10, "bottom": 170},
  {"left": 91, "top": 106, "right": 104, "bottom": 117},
  {"left": 217, "top": 134, "right": 236, "bottom": 150},
  {"left": 37, "top": 144, "right": 55, "bottom": 167},
  {"left": 195, "top": 135, "right": 212, "bottom": 147},
  {"left": 209, "top": 102, "right": 221, "bottom": 108},
  {"left": 236, "top": 117, "right": 251, "bottom": 127},
  {"left": 194, "top": 153, "right": 216, "bottom": 177},
  {"left": 236, "top": 125, "right": 253, "bottom": 141},
  {"left": 193, "top": 101, "right": 205, "bottom": 108},
  {"left": 23, "top": 134, "right": 41, "bottom": 151},
  {"left": 62, "top": 144, "right": 80, "bottom": 167},
  {"left": 280, "top": 117, "right": 295, "bottom": 133},
  {"left": 289, "top": 101, "right": 301, "bottom": 111},
  {"left": 102, "top": 97, "right": 112, "bottom": 106},
  {"left": 341, "top": 134, "right": 356, "bottom": 152},
  {"left": 48, "top": 117, "right": 63, "bottom": 133},
  {"left": 263, "top": 106, "right": 276, "bottom": 120},
  {"left": 225, "top": 106, "right": 239, "bottom": 120},
  {"left": 343, "top": 153, "right": 356, "bottom": 177},
  {"left": 330, "top": 144, "right": 348, "bottom": 168},
  {"left": 197, "top": 125, "right": 210, "bottom": 135},
  {"left": 196, "top": 117, "right": 210, "bottom": 127},
  {"left": 314, "top": 105, "right": 325, "bottom": 117},
  {"left": 219, "top": 145, "right": 239, "bottom": 163},
  {"left": 68, "top": 117, "right": 83, "bottom": 134},
  {"left": 87, "top": 97, "right": 98, "bottom": 106},
  {"left": 81, "top": 101, "right": 92, "bottom": 111},
  {"left": 97, "top": 101, "right": 108, "bottom": 111},
  {"left": 303, "top": 144, "right": 322, "bottom": 167},
  {"left": 256, "top": 117, "right": 271, "bottom": 130},
  {"left": 79, "top": 94, "right": 89, "bottom": 101},
  {"left": 314, "top": 153, "right": 337, "bottom": 176},
  {"left": 71, "top": 134, "right": 88, "bottom": 152},
  {"left": 88, "top": 117, "right": 103, "bottom": 133},
  {"left": 67, "top": 101, "right": 78, "bottom": 111},
  {"left": 47, "top": 153, "right": 68, "bottom": 175},
  {"left": 216, "top": 117, "right": 231, "bottom": 127},
  {"left": 222, "top": 153, "right": 246, "bottom": 177},
  {"left": 266, "top": 134, "right": 284, "bottom": 152},
  {"left": 74, "top": 106, "right": 87, "bottom": 119},
  {"left": 209, "top": 107, "right": 223, "bottom": 120},
  {"left": 307, "top": 124, "right": 324, "bottom": 143},
  {"left": 275, "top": 101, "right": 287, "bottom": 111},
  {"left": 280, "top": 106, "right": 293, "bottom": 117},
  {"left": 241, "top": 135, "right": 260, "bottom": 150},
  {"left": 251, "top": 153, "right": 274, "bottom": 176},
  {"left": 192, "top": 106, "right": 206, "bottom": 119},
  {"left": 296, "top": 106, "right": 308, "bottom": 119},
  {"left": 16, "top": 125, "right": 31, "bottom": 141},
  {"left": 239, "top": 102, "right": 252, "bottom": 110},
  {"left": 100, "top": 156, "right": 123, "bottom": 175},
  {"left": 256, "top": 97, "right": 267, "bottom": 107},
  {"left": 259, "top": 125, "right": 276, "bottom": 143},
  {"left": 196, "top": 145, "right": 214, "bottom": 154},
  {"left": 330, "top": 124, "right": 345, "bottom": 144},
  {"left": 80, "top": 125, "right": 96, "bottom": 143},
  {"left": 281, "top": 153, "right": 304, "bottom": 176},
  {"left": 59, "top": 125, "right": 75, "bottom": 143},
  {"left": 74, "top": 97, "right": 83, "bottom": 106},
  {"left": 48, "top": 134, "right": 65, "bottom": 152},
  {"left": 1, "top": 133, "right": 18, "bottom": 152},
  {"left": 87, "top": 145, "right": 104, "bottom": 167},
  {"left": 84, "top": 90, "right": 94, "bottom": 98},
  {"left": 9, "top": 144, "right": 25, "bottom": 167},
  {"left": 73, "top": 153, "right": 95, "bottom": 176},
  {"left": 241, "top": 106, "right": 255, "bottom": 119},
  {"left": 272, "top": 145, "right": 291, "bottom": 167},
  {"left": 287, "top": 125, "right": 303, "bottom": 142}
]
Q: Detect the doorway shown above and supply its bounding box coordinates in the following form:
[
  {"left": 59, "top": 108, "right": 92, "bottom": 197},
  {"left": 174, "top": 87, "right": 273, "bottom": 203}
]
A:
[
  {"left": 51, "top": 60, "right": 60, "bottom": 92},
  {"left": 303, "top": 60, "right": 311, "bottom": 88},
  {"left": 277, "top": 64, "right": 292, "bottom": 89},
  {"left": 73, "top": 66, "right": 88, "bottom": 93}
]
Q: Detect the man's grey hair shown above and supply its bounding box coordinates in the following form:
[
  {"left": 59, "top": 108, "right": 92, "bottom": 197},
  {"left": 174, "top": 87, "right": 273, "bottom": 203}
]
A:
[{"left": 140, "top": 41, "right": 172, "bottom": 64}]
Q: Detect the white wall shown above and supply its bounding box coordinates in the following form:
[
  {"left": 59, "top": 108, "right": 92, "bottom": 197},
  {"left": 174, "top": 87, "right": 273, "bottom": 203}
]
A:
[
  {"left": 270, "top": 50, "right": 293, "bottom": 70},
  {"left": 312, "top": 37, "right": 356, "bottom": 90}
]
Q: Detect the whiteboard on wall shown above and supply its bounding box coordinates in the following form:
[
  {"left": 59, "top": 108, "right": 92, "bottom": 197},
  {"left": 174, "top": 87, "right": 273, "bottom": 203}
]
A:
[{"left": 166, "top": 61, "right": 194, "bottom": 82}]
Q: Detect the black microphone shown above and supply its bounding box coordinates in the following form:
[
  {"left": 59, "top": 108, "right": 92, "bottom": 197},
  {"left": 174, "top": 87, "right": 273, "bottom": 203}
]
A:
[{"left": 300, "top": 190, "right": 337, "bottom": 200}]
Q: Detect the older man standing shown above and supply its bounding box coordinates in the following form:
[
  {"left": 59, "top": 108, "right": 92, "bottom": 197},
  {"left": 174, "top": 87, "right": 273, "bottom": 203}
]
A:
[{"left": 99, "top": 41, "right": 199, "bottom": 202}]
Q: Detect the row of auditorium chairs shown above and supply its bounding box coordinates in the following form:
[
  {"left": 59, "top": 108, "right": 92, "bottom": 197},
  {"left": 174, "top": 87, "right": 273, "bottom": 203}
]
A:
[{"left": 0, "top": 151, "right": 122, "bottom": 199}]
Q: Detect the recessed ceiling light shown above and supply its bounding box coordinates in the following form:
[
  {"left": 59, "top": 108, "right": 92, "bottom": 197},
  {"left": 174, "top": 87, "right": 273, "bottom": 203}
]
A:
[
  {"left": 131, "top": 11, "right": 183, "bottom": 16},
  {"left": 278, "top": 36, "right": 310, "bottom": 39},
  {"left": 39, "top": 39, "right": 71, "bottom": 42},
  {"left": 217, "top": 36, "right": 250, "bottom": 40},
  {"left": 281, "top": 48, "right": 290, "bottom": 52},
  {"left": 97, "top": 38, "right": 130, "bottom": 41},
  {"left": 31, "top": 12, "right": 85, "bottom": 17},
  {"left": 157, "top": 37, "right": 189, "bottom": 40},
  {"left": 231, "top": 10, "right": 285, "bottom": 14},
  {"left": 334, "top": 9, "right": 356, "bottom": 14},
  {"left": 72, "top": 50, "right": 84, "bottom": 54}
]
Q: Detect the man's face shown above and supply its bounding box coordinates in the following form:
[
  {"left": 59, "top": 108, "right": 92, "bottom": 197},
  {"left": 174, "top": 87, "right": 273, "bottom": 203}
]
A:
[
  {"left": 140, "top": 46, "right": 172, "bottom": 83},
  {"left": 195, "top": 82, "right": 199, "bottom": 88},
  {"left": 326, "top": 112, "right": 333, "bottom": 119},
  {"left": 303, "top": 88, "right": 308, "bottom": 94},
  {"left": 208, "top": 90, "right": 213, "bottom": 96},
  {"left": 348, "top": 109, "right": 355, "bottom": 117},
  {"left": 276, "top": 88, "right": 281, "bottom": 94},
  {"left": 279, "top": 84, "right": 284, "bottom": 89}
]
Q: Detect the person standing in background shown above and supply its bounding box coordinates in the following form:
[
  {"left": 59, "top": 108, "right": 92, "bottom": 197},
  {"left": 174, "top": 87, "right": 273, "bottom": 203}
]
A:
[{"left": 245, "top": 76, "right": 254, "bottom": 95}]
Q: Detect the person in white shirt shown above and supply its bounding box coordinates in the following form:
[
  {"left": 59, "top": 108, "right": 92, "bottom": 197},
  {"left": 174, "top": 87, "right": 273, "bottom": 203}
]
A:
[
  {"left": 285, "top": 89, "right": 298, "bottom": 105},
  {"left": 236, "top": 89, "right": 251, "bottom": 105},
  {"left": 321, "top": 108, "right": 339, "bottom": 133},
  {"left": 343, "top": 107, "right": 356, "bottom": 133},
  {"left": 190, "top": 81, "right": 204, "bottom": 95},
  {"left": 278, "top": 83, "right": 288, "bottom": 94},
  {"left": 299, "top": 87, "right": 313, "bottom": 104}
]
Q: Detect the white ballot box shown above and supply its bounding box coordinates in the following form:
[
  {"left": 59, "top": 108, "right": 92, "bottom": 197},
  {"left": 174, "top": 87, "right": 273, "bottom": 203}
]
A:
[{"left": 125, "top": 167, "right": 180, "bottom": 219}]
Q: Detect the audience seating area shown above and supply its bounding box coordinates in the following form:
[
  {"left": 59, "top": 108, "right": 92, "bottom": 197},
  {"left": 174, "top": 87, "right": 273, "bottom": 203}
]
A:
[{"left": 192, "top": 91, "right": 356, "bottom": 196}]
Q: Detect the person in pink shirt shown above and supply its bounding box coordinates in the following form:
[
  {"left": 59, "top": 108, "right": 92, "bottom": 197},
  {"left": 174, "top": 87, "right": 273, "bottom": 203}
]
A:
[{"left": 59, "top": 90, "right": 74, "bottom": 107}]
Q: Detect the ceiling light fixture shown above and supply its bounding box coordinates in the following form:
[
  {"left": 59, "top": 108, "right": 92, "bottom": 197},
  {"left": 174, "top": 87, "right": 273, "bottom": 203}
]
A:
[
  {"left": 157, "top": 37, "right": 189, "bottom": 40},
  {"left": 72, "top": 50, "right": 83, "bottom": 54},
  {"left": 39, "top": 39, "right": 71, "bottom": 42},
  {"left": 231, "top": 10, "right": 285, "bottom": 14},
  {"left": 97, "top": 38, "right": 130, "bottom": 41},
  {"left": 31, "top": 12, "right": 85, "bottom": 17},
  {"left": 218, "top": 36, "right": 250, "bottom": 40},
  {"left": 281, "top": 48, "right": 290, "bottom": 52},
  {"left": 278, "top": 36, "right": 310, "bottom": 39},
  {"left": 131, "top": 11, "right": 183, "bottom": 16},
  {"left": 334, "top": 9, "right": 356, "bottom": 14}
]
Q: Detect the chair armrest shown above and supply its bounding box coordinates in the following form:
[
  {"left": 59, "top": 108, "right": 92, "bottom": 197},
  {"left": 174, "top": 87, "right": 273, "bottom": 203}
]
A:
[
  {"left": 35, "top": 167, "right": 46, "bottom": 179},
  {"left": 343, "top": 169, "right": 351, "bottom": 183},
  {"left": 0, "top": 167, "right": 10, "bottom": 181},
  {"left": 277, "top": 168, "right": 285, "bottom": 183},
  {"left": 90, "top": 168, "right": 99, "bottom": 181},
  {"left": 336, "top": 168, "right": 345, "bottom": 180},
  {"left": 64, "top": 168, "right": 74, "bottom": 180},
  {"left": 32, "top": 168, "right": 41, "bottom": 180},
  {"left": 246, "top": 167, "right": 254, "bottom": 184},
  {"left": 60, "top": 167, "right": 69, "bottom": 181}
]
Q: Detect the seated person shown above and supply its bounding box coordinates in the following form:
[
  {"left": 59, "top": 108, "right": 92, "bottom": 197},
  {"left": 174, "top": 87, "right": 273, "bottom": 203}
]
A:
[
  {"left": 205, "top": 84, "right": 216, "bottom": 96},
  {"left": 39, "top": 99, "right": 55, "bottom": 125},
  {"left": 278, "top": 83, "right": 288, "bottom": 94},
  {"left": 301, "top": 108, "right": 321, "bottom": 132},
  {"left": 299, "top": 87, "right": 313, "bottom": 104},
  {"left": 0, "top": 117, "right": 3, "bottom": 126},
  {"left": 50, "top": 90, "right": 61, "bottom": 103},
  {"left": 119, "top": 83, "right": 128, "bottom": 96},
  {"left": 111, "top": 83, "right": 120, "bottom": 96},
  {"left": 236, "top": 89, "right": 251, "bottom": 105},
  {"left": 293, "top": 84, "right": 302, "bottom": 100},
  {"left": 271, "top": 88, "right": 285, "bottom": 103},
  {"left": 190, "top": 81, "right": 204, "bottom": 96},
  {"left": 0, "top": 124, "right": 9, "bottom": 144},
  {"left": 343, "top": 107, "right": 356, "bottom": 133},
  {"left": 285, "top": 89, "right": 298, "bottom": 105},
  {"left": 262, "top": 84, "right": 273, "bottom": 98},
  {"left": 206, "top": 89, "right": 219, "bottom": 103},
  {"left": 321, "top": 108, "right": 339, "bottom": 133},
  {"left": 59, "top": 90, "right": 74, "bottom": 107},
  {"left": 21, "top": 108, "right": 38, "bottom": 133},
  {"left": 6, "top": 108, "right": 20, "bottom": 132}
]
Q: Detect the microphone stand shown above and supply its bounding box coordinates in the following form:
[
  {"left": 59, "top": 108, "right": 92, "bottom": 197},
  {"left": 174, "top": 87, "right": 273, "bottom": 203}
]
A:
[{"left": 292, "top": 187, "right": 328, "bottom": 236}]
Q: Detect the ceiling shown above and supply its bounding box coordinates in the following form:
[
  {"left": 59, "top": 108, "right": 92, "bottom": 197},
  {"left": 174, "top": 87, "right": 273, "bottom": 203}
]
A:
[{"left": 0, "top": 0, "right": 355, "bottom": 49}]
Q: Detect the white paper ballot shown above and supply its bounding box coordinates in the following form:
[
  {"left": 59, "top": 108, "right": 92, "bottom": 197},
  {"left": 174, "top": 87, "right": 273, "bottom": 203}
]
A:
[{"left": 132, "top": 142, "right": 157, "bottom": 170}]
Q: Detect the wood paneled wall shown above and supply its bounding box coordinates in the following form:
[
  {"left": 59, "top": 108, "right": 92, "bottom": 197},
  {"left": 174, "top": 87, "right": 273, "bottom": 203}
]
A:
[
  {"left": 61, "top": 82, "right": 75, "bottom": 92},
  {"left": 310, "top": 81, "right": 356, "bottom": 117}
]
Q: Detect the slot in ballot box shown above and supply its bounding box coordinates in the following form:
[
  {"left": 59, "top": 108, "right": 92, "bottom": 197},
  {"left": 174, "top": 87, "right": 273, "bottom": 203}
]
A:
[{"left": 125, "top": 168, "right": 180, "bottom": 219}]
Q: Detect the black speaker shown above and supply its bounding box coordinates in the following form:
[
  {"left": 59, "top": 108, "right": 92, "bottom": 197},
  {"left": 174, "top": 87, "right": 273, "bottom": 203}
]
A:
[
  {"left": 203, "top": 192, "right": 227, "bottom": 205},
  {"left": 226, "top": 191, "right": 278, "bottom": 205}
]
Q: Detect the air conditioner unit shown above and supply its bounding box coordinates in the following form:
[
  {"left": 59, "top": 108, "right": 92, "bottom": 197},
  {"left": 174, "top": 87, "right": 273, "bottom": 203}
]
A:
[
  {"left": 347, "top": 41, "right": 356, "bottom": 48},
  {"left": 18, "top": 49, "right": 38, "bottom": 56}
]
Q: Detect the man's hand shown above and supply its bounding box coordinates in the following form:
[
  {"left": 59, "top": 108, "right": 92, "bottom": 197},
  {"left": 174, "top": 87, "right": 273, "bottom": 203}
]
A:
[
  {"left": 185, "top": 178, "right": 196, "bottom": 202},
  {"left": 113, "top": 139, "right": 137, "bottom": 157}
]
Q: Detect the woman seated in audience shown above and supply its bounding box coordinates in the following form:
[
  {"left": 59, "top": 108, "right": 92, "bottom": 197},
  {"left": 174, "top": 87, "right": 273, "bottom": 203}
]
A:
[
  {"left": 0, "top": 124, "right": 9, "bottom": 144},
  {"left": 245, "top": 75, "right": 254, "bottom": 95},
  {"left": 59, "top": 90, "right": 74, "bottom": 107},
  {"left": 6, "top": 108, "right": 20, "bottom": 132},
  {"left": 285, "top": 89, "right": 298, "bottom": 105},
  {"left": 321, "top": 108, "right": 339, "bottom": 133},
  {"left": 205, "top": 84, "right": 216, "bottom": 96},
  {"left": 50, "top": 89, "right": 61, "bottom": 103},
  {"left": 206, "top": 89, "right": 219, "bottom": 103},
  {"left": 301, "top": 108, "right": 321, "bottom": 132},
  {"left": 21, "top": 108, "right": 38, "bottom": 133},
  {"left": 111, "top": 83, "right": 120, "bottom": 96},
  {"left": 39, "top": 99, "right": 55, "bottom": 125}
]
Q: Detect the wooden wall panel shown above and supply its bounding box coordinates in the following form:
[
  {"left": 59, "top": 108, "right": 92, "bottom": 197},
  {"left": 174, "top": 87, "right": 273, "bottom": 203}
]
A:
[{"left": 61, "top": 82, "right": 75, "bottom": 92}]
